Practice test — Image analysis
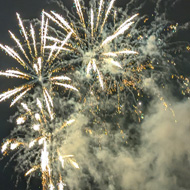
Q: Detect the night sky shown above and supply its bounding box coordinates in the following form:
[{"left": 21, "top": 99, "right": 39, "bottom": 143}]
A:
[{"left": 0, "top": 0, "right": 189, "bottom": 190}]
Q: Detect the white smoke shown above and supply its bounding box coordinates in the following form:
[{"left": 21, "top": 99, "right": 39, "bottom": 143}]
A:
[{"left": 63, "top": 95, "right": 190, "bottom": 190}]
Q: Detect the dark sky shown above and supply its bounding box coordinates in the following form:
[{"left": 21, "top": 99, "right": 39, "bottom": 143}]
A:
[{"left": 0, "top": 0, "right": 189, "bottom": 190}]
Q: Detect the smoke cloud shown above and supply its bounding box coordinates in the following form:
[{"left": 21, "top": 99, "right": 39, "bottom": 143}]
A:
[{"left": 63, "top": 96, "right": 190, "bottom": 190}]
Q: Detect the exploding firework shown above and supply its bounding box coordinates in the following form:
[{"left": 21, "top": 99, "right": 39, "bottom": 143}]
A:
[
  {"left": 44, "top": 0, "right": 139, "bottom": 89},
  {"left": 0, "top": 0, "right": 189, "bottom": 190},
  {"left": 1, "top": 99, "right": 80, "bottom": 190},
  {"left": 43, "top": 0, "right": 184, "bottom": 121},
  {"left": 0, "top": 12, "right": 78, "bottom": 119}
]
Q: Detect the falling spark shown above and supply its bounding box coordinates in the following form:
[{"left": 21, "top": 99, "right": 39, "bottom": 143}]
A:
[
  {"left": 35, "top": 113, "right": 41, "bottom": 121},
  {"left": 101, "top": 0, "right": 116, "bottom": 32},
  {"left": 54, "top": 82, "right": 79, "bottom": 92},
  {"left": 33, "top": 124, "right": 40, "bottom": 131},
  {"left": 101, "top": 22, "right": 134, "bottom": 47},
  {"left": 16, "top": 116, "right": 26, "bottom": 125},
  {"left": 41, "top": 140, "right": 49, "bottom": 172},
  {"left": 59, "top": 156, "right": 65, "bottom": 168},
  {"left": 25, "top": 166, "right": 39, "bottom": 176},
  {"left": 69, "top": 159, "right": 80, "bottom": 169},
  {"left": 1, "top": 141, "right": 10, "bottom": 153},
  {"left": 10, "top": 87, "right": 31, "bottom": 107},
  {"left": 29, "top": 140, "right": 37, "bottom": 148},
  {"left": 49, "top": 183, "right": 55, "bottom": 190},
  {"left": 10, "top": 142, "right": 20, "bottom": 150},
  {"left": 58, "top": 181, "right": 66, "bottom": 190}
]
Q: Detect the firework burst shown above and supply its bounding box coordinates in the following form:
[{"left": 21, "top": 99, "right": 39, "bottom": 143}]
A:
[
  {"left": 1, "top": 99, "right": 79, "bottom": 190},
  {"left": 44, "top": 0, "right": 138, "bottom": 89},
  {"left": 0, "top": 12, "right": 78, "bottom": 119},
  {"left": 0, "top": 0, "right": 189, "bottom": 189}
]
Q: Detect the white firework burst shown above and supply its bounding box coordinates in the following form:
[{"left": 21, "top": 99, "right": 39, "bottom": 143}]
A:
[
  {"left": 44, "top": 0, "right": 138, "bottom": 89},
  {"left": 0, "top": 12, "right": 78, "bottom": 119},
  {"left": 1, "top": 99, "right": 79, "bottom": 190}
]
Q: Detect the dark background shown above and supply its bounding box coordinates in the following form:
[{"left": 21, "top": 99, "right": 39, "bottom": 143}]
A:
[{"left": 0, "top": 0, "right": 189, "bottom": 189}]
